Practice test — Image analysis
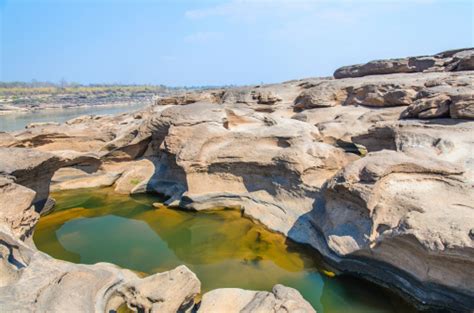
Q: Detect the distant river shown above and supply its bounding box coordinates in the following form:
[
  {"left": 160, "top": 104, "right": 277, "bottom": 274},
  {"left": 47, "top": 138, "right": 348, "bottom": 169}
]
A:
[{"left": 0, "top": 102, "right": 148, "bottom": 132}]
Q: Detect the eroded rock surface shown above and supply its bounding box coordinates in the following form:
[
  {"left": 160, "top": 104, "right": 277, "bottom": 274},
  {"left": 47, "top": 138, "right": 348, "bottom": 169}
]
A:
[
  {"left": 0, "top": 148, "right": 310, "bottom": 312},
  {"left": 115, "top": 265, "right": 200, "bottom": 313},
  {"left": 198, "top": 285, "right": 315, "bottom": 313},
  {"left": 305, "top": 149, "right": 472, "bottom": 311},
  {"left": 334, "top": 48, "right": 474, "bottom": 78},
  {"left": 1, "top": 48, "right": 474, "bottom": 312},
  {"left": 0, "top": 148, "right": 202, "bottom": 313},
  {"left": 0, "top": 233, "right": 200, "bottom": 313}
]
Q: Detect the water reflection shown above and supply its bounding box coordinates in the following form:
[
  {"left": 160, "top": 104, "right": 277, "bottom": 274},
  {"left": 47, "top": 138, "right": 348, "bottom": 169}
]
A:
[{"left": 33, "top": 188, "right": 419, "bottom": 313}]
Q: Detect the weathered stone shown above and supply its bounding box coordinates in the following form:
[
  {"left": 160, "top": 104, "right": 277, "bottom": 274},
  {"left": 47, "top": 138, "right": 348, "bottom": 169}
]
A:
[
  {"left": 0, "top": 148, "right": 61, "bottom": 212},
  {"left": 154, "top": 91, "right": 222, "bottom": 106},
  {"left": 51, "top": 167, "right": 121, "bottom": 191},
  {"left": 0, "top": 233, "right": 200, "bottom": 313},
  {"left": 334, "top": 48, "right": 474, "bottom": 79},
  {"left": 0, "top": 132, "right": 17, "bottom": 146},
  {"left": 0, "top": 148, "right": 203, "bottom": 313},
  {"left": 0, "top": 147, "right": 315, "bottom": 313},
  {"left": 401, "top": 81, "right": 474, "bottom": 119},
  {"left": 334, "top": 56, "right": 438, "bottom": 79},
  {"left": 450, "top": 91, "right": 474, "bottom": 119},
  {"left": 1, "top": 49, "right": 474, "bottom": 312},
  {"left": 313, "top": 150, "right": 474, "bottom": 311},
  {"left": 401, "top": 93, "right": 451, "bottom": 119},
  {"left": 198, "top": 285, "right": 315, "bottom": 313},
  {"left": 149, "top": 109, "right": 351, "bottom": 235},
  {"left": 252, "top": 90, "right": 281, "bottom": 105},
  {"left": 0, "top": 177, "right": 38, "bottom": 240},
  {"left": 116, "top": 265, "right": 200, "bottom": 313},
  {"left": 344, "top": 83, "right": 418, "bottom": 107},
  {"left": 294, "top": 81, "right": 348, "bottom": 110},
  {"left": 113, "top": 158, "right": 157, "bottom": 194},
  {"left": 444, "top": 48, "right": 474, "bottom": 71},
  {"left": 293, "top": 71, "right": 473, "bottom": 114}
]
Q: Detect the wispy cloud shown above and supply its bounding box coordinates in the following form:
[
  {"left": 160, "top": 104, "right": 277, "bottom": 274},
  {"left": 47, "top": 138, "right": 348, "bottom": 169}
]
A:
[
  {"left": 184, "top": 0, "right": 439, "bottom": 43},
  {"left": 184, "top": 0, "right": 442, "bottom": 21},
  {"left": 184, "top": 0, "right": 322, "bottom": 22},
  {"left": 184, "top": 0, "right": 366, "bottom": 42}
]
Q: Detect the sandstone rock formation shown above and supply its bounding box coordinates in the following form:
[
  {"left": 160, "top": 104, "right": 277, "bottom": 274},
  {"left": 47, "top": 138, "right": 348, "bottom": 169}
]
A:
[
  {"left": 1, "top": 48, "right": 473, "bottom": 312},
  {"left": 51, "top": 167, "right": 121, "bottom": 191},
  {"left": 334, "top": 48, "right": 474, "bottom": 79},
  {"left": 0, "top": 147, "right": 312, "bottom": 312},
  {"left": 316, "top": 151, "right": 473, "bottom": 308},
  {"left": 0, "top": 148, "right": 202, "bottom": 313},
  {"left": 114, "top": 265, "right": 200, "bottom": 312},
  {"left": 198, "top": 285, "right": 315, "bottom": 313},
  {"left": 0, "top": 233, "right": 200, "bottom": 313},
  {"left": 293, "top": 71, "right": 473, "bottom": 120},
  {"left": 142, "top": 103, "right": 353, "bottom": 234},
  {"left": 155, "top": 91, "right": 223, "bottom": 106},
  {"left": 0, "top": 148, "right": 100, "bottom": 215}
]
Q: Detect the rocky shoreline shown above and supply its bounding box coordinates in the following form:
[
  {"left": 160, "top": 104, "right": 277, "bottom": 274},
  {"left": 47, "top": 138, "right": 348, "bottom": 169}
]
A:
[
  {"left": 0, "top": 48, "right": 473, "bottom": 312},
  {"left": 0, "top": 101, "right": 150, "bottom": 116},
  {"left": 0, "top": 85, "right": 176, "bottom": 116}
]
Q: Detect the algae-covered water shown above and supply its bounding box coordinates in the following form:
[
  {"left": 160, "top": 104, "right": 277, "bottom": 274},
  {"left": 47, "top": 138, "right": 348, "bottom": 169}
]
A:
[{"left": 34, "top": 188, "right": 418, "bottom": 313}]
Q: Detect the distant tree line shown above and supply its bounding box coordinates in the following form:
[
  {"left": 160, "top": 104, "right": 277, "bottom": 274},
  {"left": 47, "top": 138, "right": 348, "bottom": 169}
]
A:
[
  {"left": 0, "top": 80, "right": 236, "bottom": 91},
  {"left": 0, "top": 80, "right": 169, "bottom": 89}
]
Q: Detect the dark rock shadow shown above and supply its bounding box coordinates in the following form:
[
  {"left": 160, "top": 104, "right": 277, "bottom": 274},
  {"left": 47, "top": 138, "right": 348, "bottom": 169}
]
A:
[
  {"left": 143, "top": 152, "right": 189, "bottom": 202},
  {"left": 286, "top": 191, "right": 472, "bottom": 313},
  {"left": 207, "top": 162, "right": 304, "bottom": 197}
]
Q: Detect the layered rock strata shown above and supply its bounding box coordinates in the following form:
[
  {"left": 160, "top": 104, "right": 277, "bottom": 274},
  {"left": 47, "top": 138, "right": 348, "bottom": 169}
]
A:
[
  {"left": 334, "top": 48, "right": 474, "bottom": 79},
  {"left": 0, "top": 148, "right": 313, "bottom": 312},
  {"left": 1, "top": 48, "right": 473, "bottom": 312}
]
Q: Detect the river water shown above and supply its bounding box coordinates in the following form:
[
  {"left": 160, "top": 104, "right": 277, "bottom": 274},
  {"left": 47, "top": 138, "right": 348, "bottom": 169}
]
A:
[
  {"left": 0, "top": 103, "right": 148, "bottom": 132},
  {"left": 34, "top": 188, "right": 419, "bottom": 313}
]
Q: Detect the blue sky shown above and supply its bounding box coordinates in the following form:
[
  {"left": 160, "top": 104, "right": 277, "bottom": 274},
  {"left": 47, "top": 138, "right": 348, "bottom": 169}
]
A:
[{"left": 0, "top": 0, "right": 473, "bottom": 86}]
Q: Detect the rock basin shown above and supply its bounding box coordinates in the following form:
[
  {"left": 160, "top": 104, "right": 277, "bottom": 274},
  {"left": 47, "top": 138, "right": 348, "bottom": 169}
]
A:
[
  {"left": 2, "top": 48, "right": 473, "bottom": 312},
  {"left": 34, "top": 187, "right": 419, "bottom": 313}
]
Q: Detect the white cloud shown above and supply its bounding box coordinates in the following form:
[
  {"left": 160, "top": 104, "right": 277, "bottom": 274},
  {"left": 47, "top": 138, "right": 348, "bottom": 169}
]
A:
[
  {"left": 184, "top": 0, "right": 323, "bottom": 22},
  {"left": 183, "top": 0, "right": 443, "bottom": 43},
  {"left": 184, "top": 0, "right": 443, "bottom": 21}
]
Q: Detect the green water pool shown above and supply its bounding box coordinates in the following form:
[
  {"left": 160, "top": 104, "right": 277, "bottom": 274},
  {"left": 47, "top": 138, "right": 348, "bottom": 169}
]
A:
[{"left": 33, "top": 188, "right": 418, "bottom": 313}]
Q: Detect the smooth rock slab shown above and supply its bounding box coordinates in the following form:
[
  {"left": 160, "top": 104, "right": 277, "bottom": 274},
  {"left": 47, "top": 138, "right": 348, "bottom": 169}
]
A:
[{"left": 198, "top": 285, "right": 316, "bottom": 313}]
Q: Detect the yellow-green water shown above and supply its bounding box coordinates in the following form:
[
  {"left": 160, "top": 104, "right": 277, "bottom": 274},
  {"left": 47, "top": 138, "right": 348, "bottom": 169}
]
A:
[{"left": 34, "top": 188, "right": 418, "bottom": 313}]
